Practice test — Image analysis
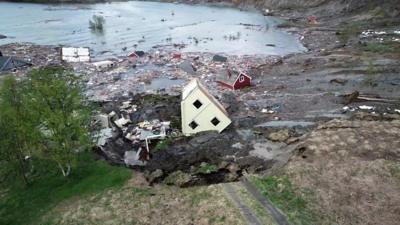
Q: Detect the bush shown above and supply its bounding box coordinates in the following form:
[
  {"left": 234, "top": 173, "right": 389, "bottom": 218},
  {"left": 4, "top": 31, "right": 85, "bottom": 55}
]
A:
[
  {"left": 197, "top": 163, "right": 218, "bottom": 174},
  {"left": 89, "top": 15, "right": 105, "bottom": 32}
]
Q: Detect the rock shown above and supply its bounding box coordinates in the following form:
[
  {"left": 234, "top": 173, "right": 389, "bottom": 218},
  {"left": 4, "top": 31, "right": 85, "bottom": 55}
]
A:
[
  {"left": 227, "top": 163, "right": 240, "bottom": 173},
  {"left": 147, "top": 169, "right": 164, "bottom": 183},
  {"left": 232, "top": 142, "right": 244, "bottom": 149},
  {"left": 212, "top": 54, "right": 227, "bottom": 62},
  {"left": 342, "top": 91, "right": 359, "bottom": 105},
  {"left": 135, "top": 50, "right": 145, "bottom": 57},
  {"left": 163, "top": 170, "right": 192, "bottom": 187},
  {"left": 330, "top": 78, "right": 348, "bottom": 85},
  {"left": 226, "top": 172, "right": 239, "bottom": 182},
  {"left": 268, "top": 129, "right": 290, "bottom": 142},
  {"left": 179, "top": 60, "right": 196, "bottom": 74},
  {"left": 0, "top": 34, "right": 6, "bottom": 39},
  {"left": 218, "top": 161, "right": 229, "bottom": 169},
  {"left": 266, "top": 44, "right": 276, "bottom": 47}
]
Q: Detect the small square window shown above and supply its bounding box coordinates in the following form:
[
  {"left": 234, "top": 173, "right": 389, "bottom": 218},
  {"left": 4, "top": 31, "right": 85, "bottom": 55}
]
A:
[
  {"left": 189, "top": 121, "right": 198, "bottom": 130},
  {"left": 193, "top": 100, "right": 203, "bottom": 109},
  {"left": 211, "top": 117, "right": 220, "bottom": 126}
]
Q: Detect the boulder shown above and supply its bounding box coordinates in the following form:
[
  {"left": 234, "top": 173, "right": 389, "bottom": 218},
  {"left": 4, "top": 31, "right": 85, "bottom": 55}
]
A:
[
  {"left": 179, "top": 60, "right": 196, "bottom": 74},
  {"left": 212, "top": 54, "right": 227, "bottom": 62},
  {"left": 268, "top": 129, "right": 290, "bottom": 142},
  {"left": 163, "top": 170, "right": 193, "bottom": 187},
  {"left": 147, "top": 169, "right": 164, "bottom": 183}
]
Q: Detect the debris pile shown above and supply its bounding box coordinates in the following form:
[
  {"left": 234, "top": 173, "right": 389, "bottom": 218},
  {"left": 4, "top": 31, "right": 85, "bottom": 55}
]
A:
[{"left": 93, "top": 94, "right": 181, "bottom": 167}]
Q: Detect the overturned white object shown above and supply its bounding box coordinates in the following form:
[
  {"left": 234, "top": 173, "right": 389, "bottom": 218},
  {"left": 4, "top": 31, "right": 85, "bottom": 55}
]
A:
[
  {"left": 92, "top": 60, "right": 115, "bottom": 70},
  {"left": 124, "top": 149, "right": 146, "bottom": 166},
  {"left": 61, "top": 47, "right": 90, "bottom": 62},
  {"left": 181, "top": 78, "right": 231, "bottom": 136}
]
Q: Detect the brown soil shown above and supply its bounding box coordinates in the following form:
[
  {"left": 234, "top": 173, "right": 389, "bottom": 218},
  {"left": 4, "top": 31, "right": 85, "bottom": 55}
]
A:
[{"left": 285, "top": 119, "right": 400, "bottom": 225}]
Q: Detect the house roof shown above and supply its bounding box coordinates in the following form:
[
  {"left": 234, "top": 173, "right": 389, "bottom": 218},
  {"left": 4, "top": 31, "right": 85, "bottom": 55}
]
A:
[
  {"left": 216, "top": 69, "right": 250, "bottom": 85},
  {"left": 182, "top": 78, "right": 229, "bottom": 116},
  {"left": 0, "top": 56, "right": 30, "bottom": 72}
]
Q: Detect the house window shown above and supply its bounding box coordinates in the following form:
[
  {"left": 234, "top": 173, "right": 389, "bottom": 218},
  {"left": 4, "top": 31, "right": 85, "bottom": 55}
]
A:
[
  {"left": 193, "top": 99, "right": 203, "bottom": 109},
  {"left": 189, "top": 121, "right": 198, "bottom": 130},
  {"left": 239, "top": 75, "right": 245, "bottom": 83},
  {"left": 211, "top": 117, "right": 220, "bottom": 126}
]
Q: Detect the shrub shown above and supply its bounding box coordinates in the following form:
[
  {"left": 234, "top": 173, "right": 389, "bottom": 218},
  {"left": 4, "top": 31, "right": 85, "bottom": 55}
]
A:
[{"left": 89, "top": 15, "right": 105, "bottom": 32}]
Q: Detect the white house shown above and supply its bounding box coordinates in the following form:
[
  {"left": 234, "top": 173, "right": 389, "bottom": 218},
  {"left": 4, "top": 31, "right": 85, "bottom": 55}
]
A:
[
  {"left": 181, "top": 78, "right": 232, "bottom": 136},
  {"left": 61, "top": 47, "right": 90, "bottom": 62}
]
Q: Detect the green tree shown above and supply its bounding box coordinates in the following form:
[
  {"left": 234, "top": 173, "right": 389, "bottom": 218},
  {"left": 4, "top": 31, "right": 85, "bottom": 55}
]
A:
[
  {"left": 0, "top": 76, "right": 39, "bottom": 185},
  {"left": 25, "top": 68, "right": 92, "bottom": 177}
]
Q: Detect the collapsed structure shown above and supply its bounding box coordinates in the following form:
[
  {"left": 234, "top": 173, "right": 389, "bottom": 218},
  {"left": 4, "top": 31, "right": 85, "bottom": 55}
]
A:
[
  {"left": 181, "top": 78, "right": 231, "bottom": 136},
  {"left": 0, "top": 56, "right": 31, "bottom": 73}
]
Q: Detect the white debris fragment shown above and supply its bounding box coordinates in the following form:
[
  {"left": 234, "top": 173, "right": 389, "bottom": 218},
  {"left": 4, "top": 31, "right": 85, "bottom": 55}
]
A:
[
  {"left": 96, "top": 128, "right": 113, "bottom": 146},
  {"left": 261, "top": 108, "right": 274, "bottom": 114},
  {"left": 358, "top": 105, "right": 375, "bottom": 110},
  {"left": 114, "top": 117, "right": 131, "bottom": 128},
  {"left": 95, "top": 114, "right": 109, "bottom": 128},
  {"left": 108, "top": 111, "right": 116, "bottom": 116},
  {"left": 92, "top": 60, "right": 115, "bottom": 70},
  {"left": 124, "top": 150, "right": 146, "bottom": 166},
  {"left": 232, "top": 142, "right": 244, "bottom": 149},
  {"left": 395, "top": 109, "right": 400, "bottom": 114}
]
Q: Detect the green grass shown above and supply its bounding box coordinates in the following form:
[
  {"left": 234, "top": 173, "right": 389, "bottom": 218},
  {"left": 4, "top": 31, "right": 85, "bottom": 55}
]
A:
[
  {"left": 0, "top": 153, "right": 131, "bottom": 225},
  {"left": 190, "top": 188, "right": 212, "bottom": 206},
  {"left": 251, "top": 175, "right": 324, "bottom": 225},
  {"left": 338, "top": 23, "right": 363, "bottom": 44},
  {"left": 362, "top": 42, "right": 400, "bottom": 54},
  {"left": 153, "top": 138, "right": 172, "bottom": 152},
  {"left": 196, "top": 163, "right": 218, "bottom": 174}
]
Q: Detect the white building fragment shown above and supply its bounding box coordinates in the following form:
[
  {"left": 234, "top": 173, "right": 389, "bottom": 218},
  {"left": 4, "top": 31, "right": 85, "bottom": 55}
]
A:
[
  {"left": 92, "top": 60, "right": 115, "bottom": 70},
  {"left": 61, "top": 47, "right": 90, "bottom": 62},
  {"left": 181, "top": 78, "right": 232, "bottom": 136}
]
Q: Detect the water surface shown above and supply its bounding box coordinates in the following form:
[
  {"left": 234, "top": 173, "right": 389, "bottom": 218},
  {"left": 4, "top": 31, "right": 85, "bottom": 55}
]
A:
[{"left": 0, "top": 1, "right": 306, "bottom": 57}]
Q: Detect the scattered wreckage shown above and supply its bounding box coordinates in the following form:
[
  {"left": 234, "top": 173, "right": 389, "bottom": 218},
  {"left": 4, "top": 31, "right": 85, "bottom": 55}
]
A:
[
  {"left": 94, "top": 99, "right": 174, "bottom": 167},
  {"left": 0, "top": 56, "right": 31, "bottom": 73}
]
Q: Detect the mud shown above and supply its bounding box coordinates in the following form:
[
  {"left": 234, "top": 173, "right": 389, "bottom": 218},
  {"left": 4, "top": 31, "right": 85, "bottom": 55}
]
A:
[{"left": 1, "top": 0, "right": 400, "bottom": 186}]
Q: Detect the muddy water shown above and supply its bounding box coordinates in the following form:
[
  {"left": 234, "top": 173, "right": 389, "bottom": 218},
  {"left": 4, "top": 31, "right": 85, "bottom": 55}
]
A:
[{"left": 0, "top": 1, "right": 306, "bottom": 57}]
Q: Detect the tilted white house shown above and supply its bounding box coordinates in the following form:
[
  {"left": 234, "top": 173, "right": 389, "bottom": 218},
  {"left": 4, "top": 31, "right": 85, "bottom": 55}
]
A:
[{"left": 181, "top": 78, "right": 232, "bottom": 136}]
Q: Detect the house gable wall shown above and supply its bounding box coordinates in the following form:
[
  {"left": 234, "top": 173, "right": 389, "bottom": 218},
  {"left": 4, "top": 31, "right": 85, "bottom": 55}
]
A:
[
  {"left": 181, "top": 88, "right": 231, "bottom": 135},
  {"left": 233, "top": 73, "right": 251, "bottom": 90}
]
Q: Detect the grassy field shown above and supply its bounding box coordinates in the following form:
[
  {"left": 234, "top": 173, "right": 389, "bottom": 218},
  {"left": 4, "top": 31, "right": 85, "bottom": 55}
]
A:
[
  {"left": 0, "top": 153, "right": 132, "bottom": 225},
  {"left": 251, "top": 175, "right": 327, "bottom": 225},
  {"left": 0, "top": 153, "right": 245, "bottom": 225}
]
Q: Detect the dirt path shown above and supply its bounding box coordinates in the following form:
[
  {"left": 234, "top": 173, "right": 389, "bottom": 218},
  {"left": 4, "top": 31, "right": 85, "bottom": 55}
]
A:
[
  {"left": 242, "top": 179, "right": 289, "bottom": 225},
  {"left": 222, "top": 183, "right": 264, "bottom": 225}
]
